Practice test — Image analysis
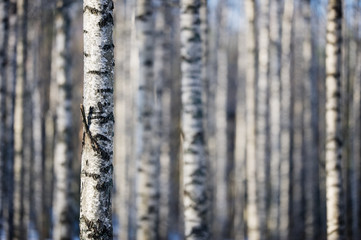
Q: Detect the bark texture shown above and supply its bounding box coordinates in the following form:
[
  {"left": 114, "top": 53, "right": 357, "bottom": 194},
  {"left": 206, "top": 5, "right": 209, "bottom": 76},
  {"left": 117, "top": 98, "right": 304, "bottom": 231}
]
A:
[
  {"left": 13, "top": 0, "right": 28, "bottom": 238},
  {"left": 325, "top": 1, "right": 345, "bottom": 239},
  {"left": 268, "top": 0, "right": 282, "bottom": 238},
  {"left": 135, "top": 0, "right": 159, "bottom": 239},
  {"left": 80, "top": 0, "right": 114, "bottom": 239},
  {"left": 245, "top": 0, "right": 259, "bottom": 239},
  {"left": 279, "top": 0, "right": 294, "bottom": 239},
  {"left": 180, "top": 0, "right": 209, "bottom": 239},
  {"left": 53, "top": 1, "right": 73, "bottom": 239}
]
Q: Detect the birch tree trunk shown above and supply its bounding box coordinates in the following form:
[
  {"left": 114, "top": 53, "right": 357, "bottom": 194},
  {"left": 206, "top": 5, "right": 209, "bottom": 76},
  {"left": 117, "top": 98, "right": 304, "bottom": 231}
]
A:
[
  {"left": 0, "top": 1, "right": 9, "bottom": 234},
  {"left": 113, "top": 0, "right": 130, "bottom": 238},
  {"left": 53, "top": 1, "right": 74, "bottom": 239},
  {"left": 302, "top": 1, "right": 320, "bottom": 239},
  {"left": 80, "top": 0, "right": 114, "bottom": 239},
  {"left": 279, "top": 0, "right": 294, "bottom": 239},
  {"left": 180, "top": 0, "right": 209, "bottom": 239},
  {"left": 214, "top": 1, "right": 228, "bottom": 238},
  {"left": 135, "top": 0, "right": 159, "bottom": 239},
  {"left": 4, "top": 1, "right": 17, "bottom": 238},
  {"left": 257, "top": 0, "right": 269, "bottom": 238},
  {"left": 325, "top": 1, "right": 344, "bottom": 239},
  {"left": 13, "top": 0, "right": 28, "bottom": 238},
  {"left": 351, "top": 28, "right": 361, "bottom": 240},
  {"left": 245, "top": 0, "right": 259, "bottom": 239},
  {"left": 268, "top": 0, "right": 282, "bottom": 238}
]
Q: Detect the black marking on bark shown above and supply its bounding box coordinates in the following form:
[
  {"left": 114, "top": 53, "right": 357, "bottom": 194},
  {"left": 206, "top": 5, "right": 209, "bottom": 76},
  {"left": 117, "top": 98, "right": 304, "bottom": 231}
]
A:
[
  {"left": 102, "top": 44, "right": 114, "bottom": 51},
  {"left": 80, "top": 104, "right": 111, "bottom": 161},
  {"left": 80, "top": 215, "right": 112, "bottom": 239},
  {"left": 181, "top": 56, "right": 202, "bottom": 63},
  {"left": 87, "top": 70, "right": 110, "bottom": 75},
  {"left": 326, "top": 136, "right": 343, "bottom": 147},
  {"left": 191, "top": 132, "right": 204, "bottom": 144},
  {"left": 183, "top": 3, "right": 201, "bottom": 14},
  {"left": 98, "top": 13, "right": 113, "bottom": 27},
  {"left": 83, "top": 6, "right": 102, "bottom": 14},
  {"left": 136, "top": 11, "right": 152, "bottom": 21},
  {"left": 93, "top": 134, "right": 111, "bottom": 143},
  {"left": 97, "top": 88, "right": 113, "bottom": 93},
  {"left": 95, "top": 180, "right": 112, "bottom": 191},
  {"left": 143, "top": 59, "right": 153, "bottom": 67},
  {"left": 82, "top": 171, "right": 100, "bottom": 180},
  {"left": 83, "top": 30, "right": 88, "bottom": 34},
  {"left": 84, "top": 52, "right": 90, "bottom": 57}
]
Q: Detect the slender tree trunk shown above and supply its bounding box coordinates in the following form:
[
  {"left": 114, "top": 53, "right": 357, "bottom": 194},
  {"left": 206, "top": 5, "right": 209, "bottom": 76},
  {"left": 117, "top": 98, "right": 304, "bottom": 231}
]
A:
[
  {"left": 214, "top": 1, "right": 228, "bottom": 238},
  {"left": 234, "top": 4, "right": 247, "bottom": 239},
  {"left": 325, "top": 1, "right": 344, "bottom": 239},
  {"left": 134, "top": 0, "right": 159, "bottom": 239},
  {"left": 180, "top": 0, "right": 209, "bottom": 239},
  {"left": 268, "top": 0, "right": 282, "bottom": 238},
  {"left": 0, "top": 0, "right": 9, "bottom": 234},
  {"left": 80, "top": 0, "right": 114, "bottom": 239},
  {"left": 4, "top": 1, "right": 17, "bottom": 238},
  {"left": 53, "top": 1, "right": 74, "bottom": 239},
  {"left": 302, "top": 1, "right": 320, "bottom": 239},
  {"left": 351, "top": 25, "right": 361, "bottom": 240},
  {"left": 279, "top": 0, "right": 294, "bottom": 239},
  {"left": 113, "top": 0, "right": 129, "bottom": 238},
  {"left": 257, "top": 0, "right": 269, "bottom": 238},
  {"left": 245, "top": 0, "right": 259, "bottom": 239},
  {"left": 13, "top": 0, "right": 28, "bottom": 238}
]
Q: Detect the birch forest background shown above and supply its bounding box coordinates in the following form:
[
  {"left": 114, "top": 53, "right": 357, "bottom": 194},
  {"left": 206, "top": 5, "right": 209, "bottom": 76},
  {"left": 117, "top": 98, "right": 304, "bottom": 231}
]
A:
[{"left": 0, "top": 0, "right": 360, "bottom": 239}]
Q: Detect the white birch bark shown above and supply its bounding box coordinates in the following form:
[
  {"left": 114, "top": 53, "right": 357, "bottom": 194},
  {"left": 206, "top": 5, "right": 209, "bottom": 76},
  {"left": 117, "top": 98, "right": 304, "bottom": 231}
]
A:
[
  {"left": 113, "top": 0, "right": 130, "bottom": 238},
  {"left": 245, "top": 0, "right": 259, "bottom": 239},
  {"left": 180, "top": 0, "right": 209, "bottom": 239},
  {"left": 53, "top": 1, "right": 74, "bottom": 239},
  {"left": 134, "top": 0, "right": 159, "bottom": 239},
  {"left": 279, "top": 0, "right": 294, "bottom": 239},
  {"left": 268, "top": 0, "right": 282, "bottom": 238},
  {"left": 13, "top": 0, "right": 28, "bottom": 238},
  {"left": 80, "top": 0, "right": 114, "bottom": 239},
  {"left": 257, "top": 0, "right": 269, "bottom": 238},
  {"left": 234, "top": 9, "right": 247, "bottom": 239},
  {"left": 325, "top": 1, "right": 345, "bottom": 239},
  {"left": 0, "top": 1, "right": 9, "bottom": 234}
]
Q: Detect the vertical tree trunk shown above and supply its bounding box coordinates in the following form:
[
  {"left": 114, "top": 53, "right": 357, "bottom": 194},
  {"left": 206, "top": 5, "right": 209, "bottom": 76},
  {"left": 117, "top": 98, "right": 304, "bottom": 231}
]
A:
[
  {"left": 180, "top": 0, "right": 209, "bottom": 239},
  {"left": 53, "top": 1, "right": 74, "bottom": 239},
  {"left": 113, "top": 0, "right": 129, "bottom": 238},
  {"left": 4, "top": 1, "right": 17, "bottom": 238},
  {"left": 279, "top": 0, "right": 294, "bottom": 239},
  {"left": 268, "top": 0, "right": 282, "bottom": 238},
  {"left": 245, "top": 0, "right": 259, "bottom": 239},
  {"left": 214, "top": 1, "right": 228, "bottom": 238},
  {"left": 351, "top": 23, "right": 361, "bottom": 240},
  {"left": 0, "top": 0, "right": 9, "bottom": 234},
  {"left": 80, "top": 0, "right": 114, "bottom": 239},
  {"left": 302, "top": 1, "right": 320, "bottom": 239},
  {"left": 257, "top": 0, "right": 269, "bottom": 238},
  {"left": 13, "top": 0, "right": 28, "bottom": 238},
  {"left": 135, "top": 0, "right": 159, "bottom": 239},
  {"left": 325, "top": 0, "right": 344, "bottom": 239}
]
